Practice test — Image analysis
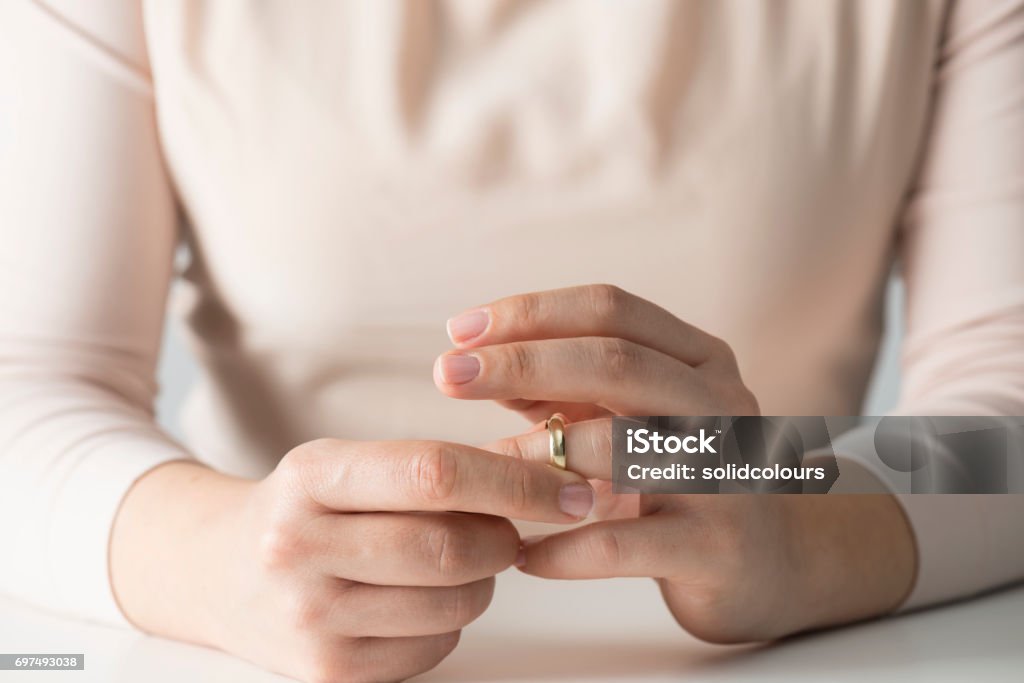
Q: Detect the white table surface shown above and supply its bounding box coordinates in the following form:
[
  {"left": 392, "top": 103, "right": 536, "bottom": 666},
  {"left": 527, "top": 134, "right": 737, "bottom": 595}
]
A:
[{"left": 2, "top": 570, "right": 1022, "bottom": 682}]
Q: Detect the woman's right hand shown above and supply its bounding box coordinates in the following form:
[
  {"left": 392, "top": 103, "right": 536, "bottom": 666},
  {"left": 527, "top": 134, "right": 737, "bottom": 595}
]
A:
[{"left": 111, "top": 438, "right": 595, "bottom": 683}]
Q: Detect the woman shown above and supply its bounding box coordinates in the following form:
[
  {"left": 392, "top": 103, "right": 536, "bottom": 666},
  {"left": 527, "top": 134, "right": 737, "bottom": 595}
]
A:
[{"left": 1, "top": 1, "right": 1022, "bottom": 681}]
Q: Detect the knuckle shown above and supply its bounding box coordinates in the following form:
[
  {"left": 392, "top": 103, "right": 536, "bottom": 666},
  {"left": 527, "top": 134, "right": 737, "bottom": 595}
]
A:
[
  {"left": 412, "top": 443, "right": 459, "bottom": 503},
  {"left": 278, "top": 438, "right": 346, "bottom": 500},
  {"left": 705, "top": 333, "right": 728, "bottom": 353},
  {"left": 587, "top": 419, "right": 614, "bottom": 459},
  {"left": 710, "top": 377, "right": 759, "bottom": 415},
  {"left": 589, "top": 530, "right": 623, "bottom": 567},
  {"left": 737, "top": 386, "right": 760, "bottom": 415},
  {"left": 503, "top": 343, "right": 535, "bottom": 383},
  {"left": 599, "top": 337, "right": 640, "bottom": 380},
  {"left": 508, "top": 292, "right": 542, "bottom": 328},
  {"left": 719, "top": 339, "right": 738, "bottom": 363},
  {"left": 427, "top": 523, "right": 472, "bottom": 581},
  {"left": 442, "top": 585, "right": 471, "bottom": 628},
  {"left": 498, "top": 435, "right": 527, "bottom": 462},
  {"left": 278, "top": 445, "right": 313, "bottom": 482},
  {"left": 705, "top": 335, "right": 737, "bottom": 366},
  {"left": 502, "top": 460, "right": 531, "bottom": 515},
  {"left": 588, "top": 283, "right": 628, "bottom": 322},
  {"left": 445, "top": 579, "right": 495, "bottom": 627},
  {"left": 285, "top": 438, "right": 337, "bottom": 471},
  {"left": 257, "top": 519, "right": 307, "bottom": 572},
  {"left": 285, "top": 587, "right": 329, "bottom": 633},
  {"left": 305, "top": 436, "right": 344, "bottom": 454}
]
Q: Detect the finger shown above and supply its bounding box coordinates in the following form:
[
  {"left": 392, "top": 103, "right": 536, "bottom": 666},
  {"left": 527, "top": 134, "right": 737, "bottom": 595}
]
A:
[
  {"left": 496, "top": 399, "right": 612, "bottom": 424},
  {"left": 291, "top": 439, "right": 595, "bottom": 522},
  {"left": 434, "top": 337, "right": 703, "bottom": 414},
  {"left": 306, "top": 512, "right": 518, "bottom": 586},
  {"left": 518, "top": 516, "right": 691, "bottom": 579},
  {"left": 446, "top": 284, "right": 720, "bottom": 366},
  {"left": 349, "top": 631, "right": 460, "bottom": 683},
  {"left": 332, "top": 578, "right": 495, "bottom": 637},
  {"left": 486, "top": 418, "right": 613, "bottom": 481}
]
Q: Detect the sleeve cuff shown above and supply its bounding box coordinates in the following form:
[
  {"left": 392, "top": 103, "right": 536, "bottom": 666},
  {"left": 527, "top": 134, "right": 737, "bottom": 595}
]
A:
[
  {"left": 825, "top": 425, "right": 1003, "bottom": 612},
  {"left": 47, "top": 435, "right": 191, "bottom": 626}
]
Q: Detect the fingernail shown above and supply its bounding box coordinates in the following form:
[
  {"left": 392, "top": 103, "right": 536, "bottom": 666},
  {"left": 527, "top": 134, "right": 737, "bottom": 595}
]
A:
[
  {"left": 558, "top": 484, "right": 594, "bottom": 519},
  {"left": 438, "top": 353, "right": 480, "bottom": 384},
  {"left": 514, "top": 546, "right": 526, "bottom": 568},
  {"left": 446, "top": 309, "right": 490, "bottom": 344}
]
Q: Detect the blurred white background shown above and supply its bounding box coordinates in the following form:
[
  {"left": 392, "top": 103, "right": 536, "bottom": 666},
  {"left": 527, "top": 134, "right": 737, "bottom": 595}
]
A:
[{"left": 155, "top": 278, "right": 905, "bottom": 441}]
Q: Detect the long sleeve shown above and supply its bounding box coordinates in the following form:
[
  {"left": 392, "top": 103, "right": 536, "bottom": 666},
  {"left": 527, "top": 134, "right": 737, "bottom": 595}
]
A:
[
  {"left": 0, "top": 0, "right": 193, "bottom": 625},
  {"left": 828, "top": 0, "right": 1024, "bottom": 610}
]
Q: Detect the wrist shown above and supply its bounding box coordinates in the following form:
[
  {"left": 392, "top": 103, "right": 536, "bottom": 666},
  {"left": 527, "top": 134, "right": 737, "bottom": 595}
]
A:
[
  {"left": 785, "top": 494, "right": 916, "bottom": 633},
  {"left": 110, "top": 460, "right": 253, "bottom": 646}
]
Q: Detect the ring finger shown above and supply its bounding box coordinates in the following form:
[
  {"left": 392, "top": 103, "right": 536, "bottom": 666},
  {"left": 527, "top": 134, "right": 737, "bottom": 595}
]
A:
[{"left": 486, "top": 417, "right": 614, "bottom": 480}]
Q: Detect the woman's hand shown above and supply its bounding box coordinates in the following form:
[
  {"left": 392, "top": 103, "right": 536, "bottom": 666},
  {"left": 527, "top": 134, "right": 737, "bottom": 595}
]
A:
[
  {"left": 489, "top": 421, "right": 916, "bottom": 642},
  {"left": 110, "top": 439, "right": 595, "bottom": 683},
  {"left": 435, "top": 283, "right": 759, "bottom": 519},
  {"left": 435, "top": 284, "right": 759, "bottom": 423},
  {"left": 435, "top": 284, "right": 916, "bottom": 641}
]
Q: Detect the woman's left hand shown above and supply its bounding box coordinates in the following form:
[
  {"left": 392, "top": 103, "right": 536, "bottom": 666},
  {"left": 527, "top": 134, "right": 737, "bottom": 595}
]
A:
[
  {"left": 433, "top": 285, "right": 916, "bottom": 642},
  {"left": 495, "top": 419, "right": 916, "bottom": 642}
]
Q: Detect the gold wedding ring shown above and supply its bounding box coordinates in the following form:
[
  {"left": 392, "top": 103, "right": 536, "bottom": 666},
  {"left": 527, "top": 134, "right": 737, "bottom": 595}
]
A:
[{"left": 546, "top": 413, "right": 567, "bottom": 470}]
